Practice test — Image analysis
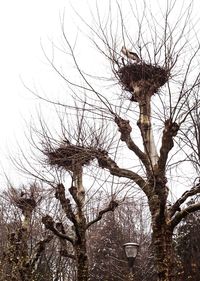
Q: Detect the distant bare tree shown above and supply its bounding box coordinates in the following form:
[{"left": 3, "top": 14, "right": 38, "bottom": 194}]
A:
[
  {"left": 0, "top": 184, "right": 53, "bottom": 281},
  {"left": 174, "top": 206, "right": 200, "bottom": 281},
  {"left": 88, "top": 197, "right": 155, "bottom": 281},
  {"left": 41, "top": 160, "right": 119, "bottom": 281}
]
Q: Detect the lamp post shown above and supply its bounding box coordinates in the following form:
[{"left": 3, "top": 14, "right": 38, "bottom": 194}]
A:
[{"left": 123, "top": 242, "right": 139, "bottom": 280}]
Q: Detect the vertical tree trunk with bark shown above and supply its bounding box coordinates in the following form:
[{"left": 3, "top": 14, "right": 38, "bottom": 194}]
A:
[
  {"left": 72, "top": 165, "right": 89, "bottom": 281},
  {"left": 75, "top": 238, "right": 89, "bottom": 281},
  {"left": 149, "top": 193, "right": 174, "bottom": 281},
  {"left": 151, "top": 223, "right": 174, "bottom": 281}
]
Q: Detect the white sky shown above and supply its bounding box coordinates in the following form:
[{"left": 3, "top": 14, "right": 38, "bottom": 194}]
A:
[
  {"left": 0, "top": 0, "right": 112, "bottom": 185},
  {"left": 0, "top": 0, "right": 198, "bottom": 198},
  {"left": 0, "top": 1, "right": 69, "bottom": 183}
]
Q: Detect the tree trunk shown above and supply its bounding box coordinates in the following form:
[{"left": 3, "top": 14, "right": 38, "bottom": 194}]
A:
[
  {"left": 149, "top": 193, "right": 175, "bottom": 281},
  {"left": 136, "top": 86, "right": 158, "bottom": 166},
  {"left": 152, "top": 224, "right": 175, "bottom": 281},
  {"left": 75, "top": 242, "right": 89, "bottom": 281}
]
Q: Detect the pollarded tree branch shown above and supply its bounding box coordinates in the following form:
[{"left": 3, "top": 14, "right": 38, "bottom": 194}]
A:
[
  {"left": 157, "top": 119, "right": 179, "bottom": 173},
  {"left": 96, "top": 150, "right": 148, "bottom": 194},
  {"left": 86, "top": 200, "right": 119, "bottom": 229},
  {"left": 55, "top": 184, "right": 77, "bottom": 225},
  {"left": 114, "top": 116, "right": 150, "bottom": 171},
  {"left": 55, "top": 184, "right": 84, "bottom": 240},
  {"left": 42, "top": 215, "right": 74, "bottom": 245},
  {"left": 169, "top": 182, "right": 200, "bottom": 218},
  {"left": 169, "top": 202, "right": 200, "bottom": 230}
]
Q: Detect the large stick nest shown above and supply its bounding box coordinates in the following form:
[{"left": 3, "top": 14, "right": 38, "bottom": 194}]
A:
[
  {"left": 46, "top": 144, "right": 95, "bottom": 170},
  {"left": 118, "top": 63, "right": 169, "bottom": 94},
  {"left": 15, "top": 197, "right": 36, "bottom": 214}
]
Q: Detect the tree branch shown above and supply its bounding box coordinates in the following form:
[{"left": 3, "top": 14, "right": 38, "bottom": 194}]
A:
[
  {"left": 55, "top": 184, "right": 78, "bottom": 226},
  {"left": 96, "top": 149, "right": 148, "bottom": 194},
  {"left": 114, "top": 116, "right": 150, "bottom": 171},
  {"left": 86, "top": 200, "right": 119, "bottom": 229},
  {"left": 169, "top": 182, "right": 200, "bottom": 218},
  {"left": 169, "top": 202, "right": 200, "bottom": 229},
  {"left": 157, "top": 119, "right": 179, "bottom": 173},
  {"left": 42, "top": 215, "right": 74, "bottom": 245}
]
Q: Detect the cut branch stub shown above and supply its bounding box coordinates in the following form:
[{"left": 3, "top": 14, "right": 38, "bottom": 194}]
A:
[
  {"left": 158, "top": 119, "right": 179, "bottom": 172},
  {"left": 115, "top": 116, "right": 132, "bottom": 141},
  {"left": 97, "top": 150, "right": 118, "bottom": 170},
  {"left": 45, "top": 143, "right": 95, "bottom": 171},
  {"left": 107, "top": 200, "right": 119, "bottom": 211},
  {"left": 117, "top": 63, "right": 169, "bottom": 100},
  {"left": 55, "top": 184, "right": 78, "bottom": 225}
]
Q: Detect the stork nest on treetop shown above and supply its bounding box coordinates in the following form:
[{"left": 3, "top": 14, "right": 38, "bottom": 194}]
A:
[
  {"left": 15, "top": 197, "right": 37, "bottom": 214},
  {"left": 118, "top": 63, "right": 169, "bottom": 98},
  {"left": 46, "top": 143, "right": 95, "bottom": 170}
]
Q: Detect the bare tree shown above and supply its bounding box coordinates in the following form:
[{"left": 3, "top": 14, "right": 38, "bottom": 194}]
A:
[
  {"left": 15, "top": 0, "right": 200, "bottom": 280},
  {"left": 40, "top": 159, "right": 119, "bottom": 281},
  {"left": 174, "top": 206, "right": 200, "bottom": 281},
  {"left": 27, "top": 115, "right": 120, "bottom": 281},
  {"left": 88, "top": 197, "right": 154, "bottom": 281},
  {"left": 0, "top": 184, "right": 53, "bottom": 281}
]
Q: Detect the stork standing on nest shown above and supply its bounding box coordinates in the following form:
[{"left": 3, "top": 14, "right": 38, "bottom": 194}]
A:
[{"left": 121, "top": 46, "right": 141, "bottom": 64}]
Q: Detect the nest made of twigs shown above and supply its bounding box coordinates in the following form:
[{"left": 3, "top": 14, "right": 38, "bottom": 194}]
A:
[
  {"left": 15, "top": 197, "right": 37, "bottom": 214},
  {"left": 46, "top": 144, "right": 95, "bottom": 170},
  {"left": 118, "top": 63, "right": 169, "bottom": 93}
]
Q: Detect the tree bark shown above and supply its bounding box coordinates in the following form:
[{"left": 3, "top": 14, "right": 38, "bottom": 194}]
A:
[
  {"left": 152, "top": 224, "right": 174, "bottom": 281},
  {"left": 75, "top": 239, "right": 89, "bottom": 281},
  {"left": 149, "top": 193, "right": 175, "bottom": 281}
]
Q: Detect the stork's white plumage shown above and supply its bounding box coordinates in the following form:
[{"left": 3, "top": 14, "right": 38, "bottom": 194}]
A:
[{"left": 121, "top": 46, "right": 140, "bottom": 62}]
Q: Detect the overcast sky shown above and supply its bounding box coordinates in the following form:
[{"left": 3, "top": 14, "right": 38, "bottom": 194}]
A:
[
  {"left": 0, "top": 0, "right": 113, "bottom": 184},
  {"left": 0, "top": 0, "right": 198, "bottom": 198},
  {"left": 0, "top": 1, "right": 69, "bottom": 183},
  {"left": 0, "top": 0, "right": 109, "bottom": 185}
]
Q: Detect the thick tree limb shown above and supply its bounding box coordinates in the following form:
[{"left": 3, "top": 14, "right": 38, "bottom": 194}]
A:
[
  {"left": 157, "top": 119, "right": 179, "bottom": 173},
  {"left": 86, "top": 200, "right": 119, "bottom": 229},
  {"left": 169, "top": 182, "right": 200, "bottom": 218},
  {"left": 169, "top": 202, "right": 200, "bottom": 229},
  {"left": 96, "top": 150, "right": 148, "bottom": 194},
  {"left": 69, "top": 184, "right": 84, "bottom": 209},
  {"left": 42, "top": 215, "right": 74, "bottom": 245},
  {"left": 55, "top": 184, "right": 78, "bottom": 226},
  {"left": 114, "top": 116, "right": 150, "bottom": 170},
  {"left": 137, "top": 96, "right": 158, "bottom": 166}
]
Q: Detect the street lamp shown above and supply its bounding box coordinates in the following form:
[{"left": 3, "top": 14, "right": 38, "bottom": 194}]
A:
[{"left": 123, "top": 242, "right": 139, "bottom": 274}]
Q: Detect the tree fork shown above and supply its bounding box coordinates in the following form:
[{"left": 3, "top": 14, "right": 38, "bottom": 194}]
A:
[{"left": 75, "top": 241, "right": 89, "bottom": 281}]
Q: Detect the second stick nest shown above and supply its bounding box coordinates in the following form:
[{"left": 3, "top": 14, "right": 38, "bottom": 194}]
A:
[
  {"left": 46, "top": 144, "right": 95, "bottom": 170},
  {"left": 118, "top": 63, "right": 169, "bottom": 94}
]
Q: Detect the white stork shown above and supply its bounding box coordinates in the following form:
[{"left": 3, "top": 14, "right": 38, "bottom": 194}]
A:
[{"left": 121, "top": 46, "right": 140, "bottom": 63}]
